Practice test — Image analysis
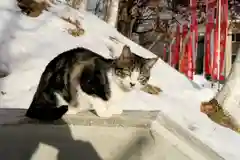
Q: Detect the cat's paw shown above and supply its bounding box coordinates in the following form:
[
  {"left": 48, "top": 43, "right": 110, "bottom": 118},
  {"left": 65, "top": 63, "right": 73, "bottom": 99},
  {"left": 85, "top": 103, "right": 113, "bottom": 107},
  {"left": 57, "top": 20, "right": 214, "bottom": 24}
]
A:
[
  {"left": 108, "top": 106, "right": 123, "bottom": 115},
  {"left": 66, "top": 107, "right": 79, "bottom": 115},
  {"left": 95, "top": 109, "right": 113, "bottom": 118}
]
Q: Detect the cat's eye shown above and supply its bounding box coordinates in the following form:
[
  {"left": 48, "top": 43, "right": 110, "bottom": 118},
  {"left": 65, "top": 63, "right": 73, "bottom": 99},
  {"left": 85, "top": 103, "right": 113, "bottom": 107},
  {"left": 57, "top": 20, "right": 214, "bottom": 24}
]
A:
[
  {"left": 115, "top": 69, "right": 121, "bottom": 74},
  {"left": 141, "top": 81, "right": 147, "bottom": 85},
  {"left": 115, "top": 69, "right": 125, "bottom": 77},
  {"left": 140, "top": 79, "right": 147, "bottom": 85},
  {"left": 115, "top": 69, "right": 122, "bottom": 75},
  {"left": 138, "top": 76, "right": 148, "bottom": 85},
  {"left": 115, "top": 68, "right": 131, "bottom": 77},
  {"left": 123, "top": 70, "right": 131, "bottom": 76}
]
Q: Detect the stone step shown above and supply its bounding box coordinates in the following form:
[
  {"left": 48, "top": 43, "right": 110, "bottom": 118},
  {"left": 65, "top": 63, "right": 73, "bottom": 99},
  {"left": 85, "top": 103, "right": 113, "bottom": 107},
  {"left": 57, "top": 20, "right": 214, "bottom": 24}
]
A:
[{"left": 0, "top": 109, "right": 224, "bottom": 160}]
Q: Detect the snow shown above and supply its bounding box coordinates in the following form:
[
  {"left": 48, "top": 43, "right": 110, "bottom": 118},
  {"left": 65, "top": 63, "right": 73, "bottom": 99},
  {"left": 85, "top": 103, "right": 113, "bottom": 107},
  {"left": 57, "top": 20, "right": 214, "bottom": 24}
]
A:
[
  {"left": 193, "top": 74, "right": 223, "bottom": 93},
  {"left": 0, "top": 1, "right": 240, "bottom": 159}
]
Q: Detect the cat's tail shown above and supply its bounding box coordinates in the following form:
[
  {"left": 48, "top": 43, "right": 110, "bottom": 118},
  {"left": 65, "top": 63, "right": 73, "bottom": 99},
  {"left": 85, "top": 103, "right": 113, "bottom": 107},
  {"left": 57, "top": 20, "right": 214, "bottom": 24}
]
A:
[{"left": 25, "top": 105, "right": 68, "bottom": 121}]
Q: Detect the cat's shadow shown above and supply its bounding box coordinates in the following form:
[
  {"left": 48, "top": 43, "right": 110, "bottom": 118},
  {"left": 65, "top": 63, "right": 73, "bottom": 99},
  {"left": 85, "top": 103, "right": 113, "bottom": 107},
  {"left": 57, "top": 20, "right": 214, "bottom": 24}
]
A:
[{"left": 0, "top": 108, "right": 103, "bottom": 160}]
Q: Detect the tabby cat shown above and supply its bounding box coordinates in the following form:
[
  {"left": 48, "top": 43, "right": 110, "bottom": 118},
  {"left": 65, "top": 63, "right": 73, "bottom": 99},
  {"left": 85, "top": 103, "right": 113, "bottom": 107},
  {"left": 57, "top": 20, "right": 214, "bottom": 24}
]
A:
[{"left": 26, "top": 45, "right": 158, "bottom": 121}]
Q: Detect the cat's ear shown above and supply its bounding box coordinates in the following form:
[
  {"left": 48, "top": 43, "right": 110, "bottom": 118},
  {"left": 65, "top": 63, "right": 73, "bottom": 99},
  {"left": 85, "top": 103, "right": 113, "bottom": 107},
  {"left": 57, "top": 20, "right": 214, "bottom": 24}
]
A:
[
  {"left": 144, "top": 57, "right": 158, "bottom": 69},
  {"left": 119, "top": 45, "right": 132, "bottom": 60}
]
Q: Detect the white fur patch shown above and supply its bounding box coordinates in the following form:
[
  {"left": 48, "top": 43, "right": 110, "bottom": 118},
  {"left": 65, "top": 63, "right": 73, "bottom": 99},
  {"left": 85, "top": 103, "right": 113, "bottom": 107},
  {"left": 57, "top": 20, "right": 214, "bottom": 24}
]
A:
[
  {"left": 54, "top": 70, "right": 133, "bottom": 117},
  {"left": 113, "top": 69, "right": 143, "bottom": 91},
  {"left": 76, "top": 73, "right": 124, "bottom": 117}
]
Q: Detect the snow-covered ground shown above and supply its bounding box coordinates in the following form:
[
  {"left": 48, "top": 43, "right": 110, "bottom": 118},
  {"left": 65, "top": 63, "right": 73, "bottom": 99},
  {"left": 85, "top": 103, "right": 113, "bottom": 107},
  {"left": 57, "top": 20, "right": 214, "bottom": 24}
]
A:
[
  {"left": 0, "top": 1, "right": 240, "bottom": 159},
  {"left": 193, "top": 74, "right": 224, "bottom": 93}
]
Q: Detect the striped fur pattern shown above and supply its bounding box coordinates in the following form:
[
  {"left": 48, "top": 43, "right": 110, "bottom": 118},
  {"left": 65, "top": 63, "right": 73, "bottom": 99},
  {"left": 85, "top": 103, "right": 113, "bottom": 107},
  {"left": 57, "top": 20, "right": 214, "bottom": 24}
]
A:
[{"left": 26, "top": 45, "right": 158, "bottom": 121}]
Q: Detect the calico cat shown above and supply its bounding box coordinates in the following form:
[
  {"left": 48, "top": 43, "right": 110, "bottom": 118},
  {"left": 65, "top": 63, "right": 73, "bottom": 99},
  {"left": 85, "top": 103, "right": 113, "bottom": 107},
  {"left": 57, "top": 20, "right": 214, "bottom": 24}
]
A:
[{"left": 26, "top": 45, "right": 158, "bottom": 121}]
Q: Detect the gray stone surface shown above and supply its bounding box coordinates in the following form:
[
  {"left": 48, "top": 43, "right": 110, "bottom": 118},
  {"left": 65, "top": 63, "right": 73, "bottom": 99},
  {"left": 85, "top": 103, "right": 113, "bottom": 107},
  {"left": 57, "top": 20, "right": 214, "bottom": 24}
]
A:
[
  {"left": 157, "top": 112, "right": 223, "bottom": 160},
  {"left": 0, "top": 109, "right": 159, "bottom": 128},
  {"left": 0, "top": 109, "right": 225, "bottom": 160}
]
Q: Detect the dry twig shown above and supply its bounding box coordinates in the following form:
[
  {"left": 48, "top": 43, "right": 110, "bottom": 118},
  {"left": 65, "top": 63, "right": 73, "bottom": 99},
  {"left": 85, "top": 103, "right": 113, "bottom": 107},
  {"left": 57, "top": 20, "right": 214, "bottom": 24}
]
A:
[{"left": 61, "top": 17, "right": 85, "bottom": 37}]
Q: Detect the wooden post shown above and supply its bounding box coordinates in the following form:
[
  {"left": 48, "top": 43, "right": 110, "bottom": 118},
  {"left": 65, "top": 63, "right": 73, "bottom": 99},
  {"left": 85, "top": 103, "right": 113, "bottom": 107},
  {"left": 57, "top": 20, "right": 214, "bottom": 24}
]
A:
[
  {"left": 217, "top": 0, "right": 221, "bottom": 90},
  {"left": 79, "top": 0, "right": 88, "bottom": 10},
  {"left": 106, "top": 0, "right": 120, "bottom": 27},
  {"left": 225, "top": 28, "right": 232, "bottom": 77}
]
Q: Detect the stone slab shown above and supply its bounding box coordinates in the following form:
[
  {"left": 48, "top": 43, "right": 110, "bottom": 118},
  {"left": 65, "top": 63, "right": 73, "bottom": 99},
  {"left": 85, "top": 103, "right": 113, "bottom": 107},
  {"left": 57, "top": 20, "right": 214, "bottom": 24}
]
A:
[
  {"left": 0, "top": 109, "right": 159, "bottom": 128},
  {"left": 0, "top": 108, "right": 225, "bottom": 160}
]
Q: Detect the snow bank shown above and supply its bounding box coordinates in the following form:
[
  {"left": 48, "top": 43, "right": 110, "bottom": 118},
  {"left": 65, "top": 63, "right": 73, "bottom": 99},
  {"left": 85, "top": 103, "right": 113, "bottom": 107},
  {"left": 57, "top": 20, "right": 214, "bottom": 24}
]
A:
[{"left": 0, "top": 1, "right": 240, "bottom": 159}]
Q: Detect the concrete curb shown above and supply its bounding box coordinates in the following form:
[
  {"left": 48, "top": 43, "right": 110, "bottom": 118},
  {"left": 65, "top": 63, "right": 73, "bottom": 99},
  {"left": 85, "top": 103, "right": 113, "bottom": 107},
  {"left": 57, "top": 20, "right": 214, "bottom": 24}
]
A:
[
  {"left": 0, "top": 109, "right": 225, "bottom": 160},
  {"left": 0, "top": 110, "right": 159, "bottom": 128},
  {"left": 151, "top": 112, "right": 224, "bottom": 160}
]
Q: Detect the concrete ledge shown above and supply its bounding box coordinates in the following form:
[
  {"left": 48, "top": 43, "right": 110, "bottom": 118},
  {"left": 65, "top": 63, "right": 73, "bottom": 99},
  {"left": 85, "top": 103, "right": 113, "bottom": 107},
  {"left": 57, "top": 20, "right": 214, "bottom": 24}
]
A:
[
  {"left": 0, "top": 109, "right": 159, "bottom": 128},
  {"left": 63, "top": 110, "right": 159, "bottom": 128},
  {"left": 0, "top": 109, "right": 163, "bottom": 160},
  {"left": 0, "top": 108, "right": 225, "bottom": 160},
  {"left": 0, "top": 124, "right": 152, "bottom": 160},
  {"left": 154, "top": 112, "right": 224, "bottom": 160}
]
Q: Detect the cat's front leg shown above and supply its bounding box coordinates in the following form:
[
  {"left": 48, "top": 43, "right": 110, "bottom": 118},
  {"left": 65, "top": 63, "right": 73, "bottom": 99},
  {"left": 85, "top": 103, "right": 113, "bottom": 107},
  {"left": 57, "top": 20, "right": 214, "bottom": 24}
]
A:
[
  {"left": 65, "top": 80, "right": 82, "bottom": 115},
  {"left": 76, "top": 89, "right": 113, "bottom": 118},
  {"left": 76, "top": 89, "right": 93, "bottom": 112},
  {"left": 107, "top": 104, "right": 123, "bottom": 115},
  {"left": 88, "top": 96, "right": 113, "bottom": 118},
  {"left": 93, "top": 100, "right": 122, "bottom": 117},
  {"left": 105, "top": 96, "right": 123, "bottom": 115},
  {"left": 92, "top": 101, "right": 113, "bottom": 118},
  {"left": 67, "top": 98, "right": 80, "bottom": 115}
]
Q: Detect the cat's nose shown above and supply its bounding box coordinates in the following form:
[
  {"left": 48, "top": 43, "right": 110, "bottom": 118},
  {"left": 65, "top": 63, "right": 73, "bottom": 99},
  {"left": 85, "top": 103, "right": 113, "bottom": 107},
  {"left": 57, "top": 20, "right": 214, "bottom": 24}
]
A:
[{"left": 130, "top": 82, "right": 135, "bottom": 87}]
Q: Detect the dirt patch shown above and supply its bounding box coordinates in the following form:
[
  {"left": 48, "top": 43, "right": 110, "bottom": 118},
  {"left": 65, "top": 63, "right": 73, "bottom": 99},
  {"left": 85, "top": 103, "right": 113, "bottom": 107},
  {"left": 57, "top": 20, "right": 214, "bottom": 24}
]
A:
[
  {"left": 141, "top": 84, "right": 162, "bottom": 95},
  {"left": 201, "top": 98, "right": 240, "bottom": 133},
  {"left": 61, "top": 17, "right": 85, "bottom": 37},
  {"left": 17, "top": 0, "right": 50, "bottom": 17}
]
